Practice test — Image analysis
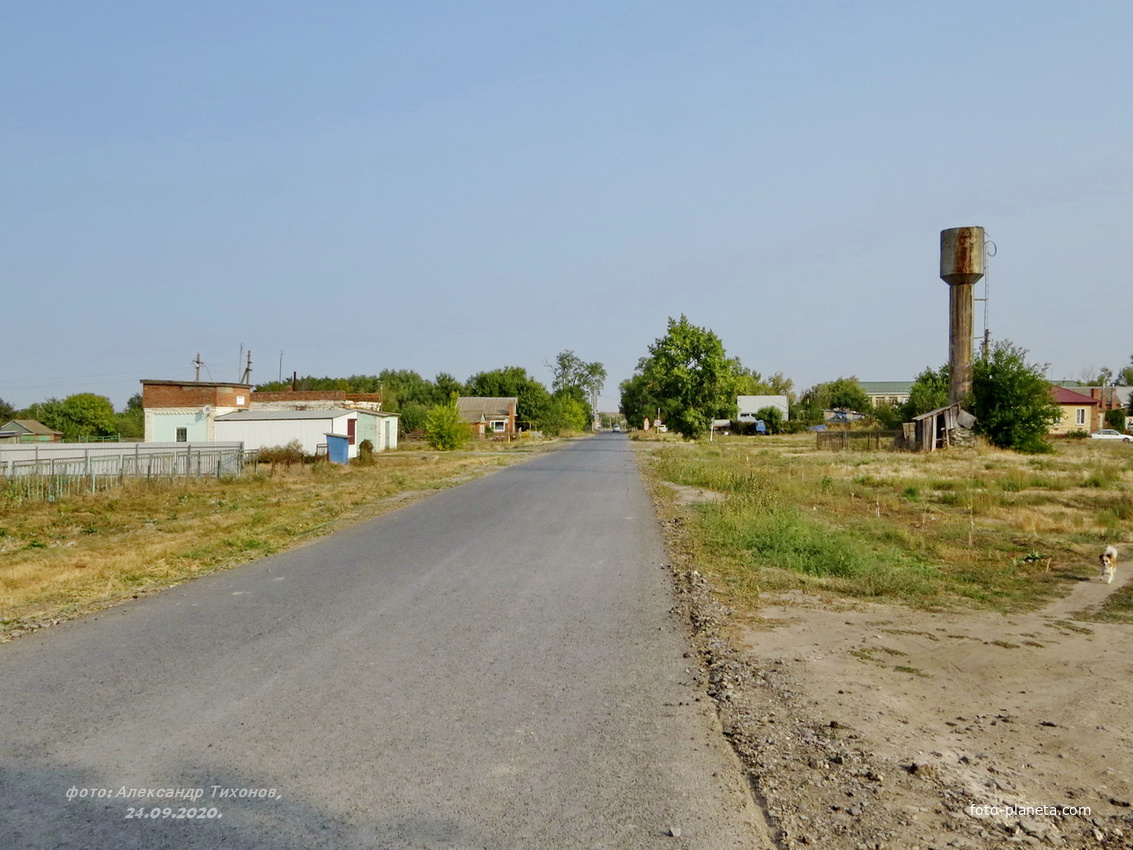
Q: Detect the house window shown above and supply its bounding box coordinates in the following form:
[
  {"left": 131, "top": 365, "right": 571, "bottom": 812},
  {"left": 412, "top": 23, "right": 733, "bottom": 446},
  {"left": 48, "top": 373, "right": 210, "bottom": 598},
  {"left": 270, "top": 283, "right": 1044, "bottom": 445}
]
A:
[
  {"left": 176, "top": 428, "right": 188, "bottom": 442},
  {"left": 1075, "top": 409, "right": 1086, "bottom": 426},
  {"left": 491, "top": 420, "right": 506, "bottom": 432}
]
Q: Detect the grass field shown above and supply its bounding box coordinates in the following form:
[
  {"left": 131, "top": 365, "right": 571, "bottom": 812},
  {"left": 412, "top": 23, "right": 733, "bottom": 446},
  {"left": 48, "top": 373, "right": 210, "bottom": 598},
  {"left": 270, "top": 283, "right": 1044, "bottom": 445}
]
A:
[
  {"left": 636, "top": 432, "right": 1133, "bottom": 621},
  {"left": 0, "top": 441, "right": 551, "bottom": 639}
]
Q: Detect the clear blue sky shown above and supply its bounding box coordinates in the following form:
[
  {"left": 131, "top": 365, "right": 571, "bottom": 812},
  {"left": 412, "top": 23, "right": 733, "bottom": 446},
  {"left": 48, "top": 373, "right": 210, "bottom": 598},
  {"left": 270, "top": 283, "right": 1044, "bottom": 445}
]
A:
[{"left": 3, "top": 1, "right": 1130, "bottom": 411}]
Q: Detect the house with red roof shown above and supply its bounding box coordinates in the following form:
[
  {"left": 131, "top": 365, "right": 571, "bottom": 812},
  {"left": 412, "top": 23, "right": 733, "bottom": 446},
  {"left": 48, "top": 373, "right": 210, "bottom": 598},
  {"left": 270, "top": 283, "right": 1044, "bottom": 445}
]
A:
[{"left": 1049, "top": 386, "right": 1100, "bottom": 434}]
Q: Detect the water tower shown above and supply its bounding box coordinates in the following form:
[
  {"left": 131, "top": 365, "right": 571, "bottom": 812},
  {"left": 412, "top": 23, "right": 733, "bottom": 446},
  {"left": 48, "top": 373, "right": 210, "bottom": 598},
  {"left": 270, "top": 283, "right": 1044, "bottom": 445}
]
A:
[{"left": 940, "top": 226, "right": 985, "bottom": 404}]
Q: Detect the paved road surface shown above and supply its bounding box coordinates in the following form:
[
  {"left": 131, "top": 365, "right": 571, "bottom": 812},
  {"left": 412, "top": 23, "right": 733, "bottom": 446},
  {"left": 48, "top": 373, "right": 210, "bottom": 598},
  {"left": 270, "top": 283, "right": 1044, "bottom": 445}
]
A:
[{"left": 0, "top": 434, "right": 769, "bottom": 848}]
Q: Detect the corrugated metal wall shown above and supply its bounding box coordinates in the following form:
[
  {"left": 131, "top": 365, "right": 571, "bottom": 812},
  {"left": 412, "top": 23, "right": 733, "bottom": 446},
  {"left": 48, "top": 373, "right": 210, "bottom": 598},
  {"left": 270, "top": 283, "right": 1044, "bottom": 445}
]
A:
[{"left": 214, "top": 415, "right": 354, "bottom": 456}]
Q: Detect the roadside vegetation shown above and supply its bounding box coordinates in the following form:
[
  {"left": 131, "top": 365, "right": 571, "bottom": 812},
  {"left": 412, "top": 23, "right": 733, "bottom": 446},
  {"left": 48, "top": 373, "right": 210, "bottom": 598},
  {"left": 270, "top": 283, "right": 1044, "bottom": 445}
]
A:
[
  {"left": 0, "top": 440, "right": 555, "bottom": 640},
  {"left": 637, "top": 433, "right": 1133, "bottom": 622}
]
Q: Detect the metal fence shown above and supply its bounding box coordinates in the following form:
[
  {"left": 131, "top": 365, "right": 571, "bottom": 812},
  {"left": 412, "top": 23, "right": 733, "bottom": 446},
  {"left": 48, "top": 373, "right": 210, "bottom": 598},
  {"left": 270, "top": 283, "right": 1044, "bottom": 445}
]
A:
[{"left": 0, "top": 446, "right": 255, "bottom": 502}]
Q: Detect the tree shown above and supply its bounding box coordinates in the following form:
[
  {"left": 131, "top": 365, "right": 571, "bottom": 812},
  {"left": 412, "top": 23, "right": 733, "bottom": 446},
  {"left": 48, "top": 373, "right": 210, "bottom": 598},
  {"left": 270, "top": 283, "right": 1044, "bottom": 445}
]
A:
[
  {"left": 549, "top": 350, "right": 606, "bottom": 428},
  {"left": 618, "top": 371, "right": 657, "bottom": 429},
  {"left": 796, "top": 378, "right": 871, "bottom": 425},
  {"left": 902, "top": 365, "right": 950, "bottom": 419},
  {"left": 754, "top": 406, "right": 784, "bottom": 434},
  {"left": 38, "top": 394, "right": 118, "bottom": 440},
  {"left": 115, "top": 394, "right": 145, "bottom": 440},
  {"left": 424, "top": 402, "right": 470, "bottom": 450},
  {"left": 465, "top": 366, "right": 553, "bottom": 430},
  {"left": 433, "top": 372, "right": 464, "bottom": 402},
  {"left": 970, "top": 340, "right": 1061, "bottom": 453},
  {"left": 735, "top": 367, "right": 795, "bottom": 399},
  {"left": 541, "top": 393, "right": 589, "bottom": 435},
  {"left": 628, "top": 315, "right": 739, "bottom": 439},
  {"left": 0, "top": 396, "right": 14, "bottom": 423},
  {"left": 1117, "top": 356, "right": 1133, "bottom": 387},
  {"left": 871, "top": 401, "right": 905, "bottom": 430}
]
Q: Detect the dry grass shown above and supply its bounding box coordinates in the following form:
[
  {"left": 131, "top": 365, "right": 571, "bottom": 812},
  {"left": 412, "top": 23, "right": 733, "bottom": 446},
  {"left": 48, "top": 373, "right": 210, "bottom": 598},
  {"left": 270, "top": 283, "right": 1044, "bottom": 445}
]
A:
[
  {"left": 637, "top": 433, "right": 1133, "bottom": 618},
  {"left": 0, "top": 440, "right": 556, "bottom": 639}
]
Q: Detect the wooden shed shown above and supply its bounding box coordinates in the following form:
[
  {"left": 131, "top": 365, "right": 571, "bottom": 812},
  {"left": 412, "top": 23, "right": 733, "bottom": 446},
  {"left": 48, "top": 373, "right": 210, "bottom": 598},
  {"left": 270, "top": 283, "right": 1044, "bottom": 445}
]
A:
[{"left": 911, "top": 403, "right": 976, "bottom": 452}]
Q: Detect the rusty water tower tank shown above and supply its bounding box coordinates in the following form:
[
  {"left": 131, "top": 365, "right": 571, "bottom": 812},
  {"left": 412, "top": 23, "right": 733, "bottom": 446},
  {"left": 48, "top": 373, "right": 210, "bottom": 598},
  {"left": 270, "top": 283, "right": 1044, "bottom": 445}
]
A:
[{"left": 940, "top": 226, "right": 985, "bottom": 404}]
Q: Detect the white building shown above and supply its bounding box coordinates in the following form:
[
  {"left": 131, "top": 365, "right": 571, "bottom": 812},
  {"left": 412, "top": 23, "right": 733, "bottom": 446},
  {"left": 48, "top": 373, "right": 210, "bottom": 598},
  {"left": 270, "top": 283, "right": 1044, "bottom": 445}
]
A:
[
  {"left": 141, "top": 380, "right": 253, "bottom": 443},
  {"left": 215, "top": 409, "right": 362, "bottom": 458},
  {"left": 737, "top": 395, "right": 790, "bottom": 422}
]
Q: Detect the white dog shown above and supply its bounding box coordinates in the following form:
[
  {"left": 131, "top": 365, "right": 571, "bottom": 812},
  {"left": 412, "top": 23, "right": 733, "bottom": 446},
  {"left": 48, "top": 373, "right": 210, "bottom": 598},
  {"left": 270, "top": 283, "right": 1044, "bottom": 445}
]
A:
[{"left": 1100, "top": 546, "right": 1118, "bottom": 584}]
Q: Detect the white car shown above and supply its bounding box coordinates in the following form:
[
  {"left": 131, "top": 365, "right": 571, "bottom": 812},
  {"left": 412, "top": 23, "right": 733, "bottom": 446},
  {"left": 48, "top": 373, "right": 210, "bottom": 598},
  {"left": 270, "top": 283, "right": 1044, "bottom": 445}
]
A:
[{"left": 1089, "top": 428, "right": 1132, "bottom": 442}]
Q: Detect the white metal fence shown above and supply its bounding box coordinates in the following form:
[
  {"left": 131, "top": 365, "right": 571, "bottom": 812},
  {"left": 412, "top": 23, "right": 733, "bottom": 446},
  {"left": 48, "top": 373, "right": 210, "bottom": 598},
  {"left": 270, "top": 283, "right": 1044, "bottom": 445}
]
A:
[{"left": 0, "top": 443, "right": 253, "bottom": 502}]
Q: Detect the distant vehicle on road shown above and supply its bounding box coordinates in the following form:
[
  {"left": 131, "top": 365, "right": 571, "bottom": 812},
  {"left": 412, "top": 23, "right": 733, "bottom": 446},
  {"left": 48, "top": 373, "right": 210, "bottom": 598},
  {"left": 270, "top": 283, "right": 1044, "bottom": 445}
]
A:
[
  {"left": 1090, "top": 429, "right": 1132, "bottom": 442},
  {"left": 612, "top": 424, "right": 621, "bottom": 432}
]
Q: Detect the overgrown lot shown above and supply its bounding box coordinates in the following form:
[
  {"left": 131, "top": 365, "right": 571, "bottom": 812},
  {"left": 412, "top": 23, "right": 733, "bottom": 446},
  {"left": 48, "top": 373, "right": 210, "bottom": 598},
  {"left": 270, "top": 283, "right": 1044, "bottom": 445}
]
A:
[
  {"left": 637, "top": 432, "right": 1133, "bottom": 620},
  {"left": 0, "top": 441, "right": 551, "bottom": 640}
]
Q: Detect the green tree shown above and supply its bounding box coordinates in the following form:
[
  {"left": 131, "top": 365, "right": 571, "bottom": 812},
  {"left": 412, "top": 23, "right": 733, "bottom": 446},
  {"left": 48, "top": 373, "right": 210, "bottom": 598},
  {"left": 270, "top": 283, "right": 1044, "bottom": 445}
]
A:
[
  {"left": 796, "top": 377, "right": 871, "bottom": 424},
  {"left": 542, "top": 393, "right": 589, "bottom": 435},
  {"left": 38, "top": 394, "right": 118, "bottom": 440},
  {"left": 397, "top": 402, "right": 430, "bottom": 434},
  {"left": 424, "top": 402, "right": 470, "bottom": 450},
  {"left": 115, "top": 393, "right": 145, "bottom": 440},
  {"left": 0, "top": 396, "right": 15, "bottom": 423},
  {"left": 735, "top": 367, "right": 795, "bottom": 400},
  {"left": 433, "top": 372, "right": 465, "bottom": 403},
  {"left": 618, "top": 371, "right": 657, "bottom": 429},
  {"left": 754, "top": 406, "right": 784, "bottom": 434},
  {"left": 549, "top": 350, "right": 606, "bottom": 429},
  {"left": 1105, "top": 408, "right": 1127, "bottom": 431},
  {"left": 902, "top": 365, "right": 951, "bottom": 419},
  {"left": 465, "top": 366, "right": 553, "bottom": 431},
  {"left": 870, "top": 401, "right": 904, "bottom": 430},
  {"left": 630, "top": 315, "right": 740, "bottom": 439},
  {"left": 1117, "top": 355, "right": 1133, "bottom": 387},
  {"left": 971, "top": 340, "right": 1061, "bottom": 453}
]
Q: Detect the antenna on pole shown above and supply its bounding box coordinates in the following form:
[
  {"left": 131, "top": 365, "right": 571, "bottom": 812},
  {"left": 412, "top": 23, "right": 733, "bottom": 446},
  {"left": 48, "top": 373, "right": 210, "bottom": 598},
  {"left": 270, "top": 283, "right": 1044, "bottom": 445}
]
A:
[{"left": 193, "top": 353, "right": 203, "bottom": 382}]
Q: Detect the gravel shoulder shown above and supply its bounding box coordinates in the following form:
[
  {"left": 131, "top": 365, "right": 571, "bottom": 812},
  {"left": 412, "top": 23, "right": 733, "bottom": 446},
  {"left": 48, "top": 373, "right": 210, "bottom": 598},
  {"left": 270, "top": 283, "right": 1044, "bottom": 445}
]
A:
[{"left": 656, "top": 489, "right": 1133, "bottom": 849}]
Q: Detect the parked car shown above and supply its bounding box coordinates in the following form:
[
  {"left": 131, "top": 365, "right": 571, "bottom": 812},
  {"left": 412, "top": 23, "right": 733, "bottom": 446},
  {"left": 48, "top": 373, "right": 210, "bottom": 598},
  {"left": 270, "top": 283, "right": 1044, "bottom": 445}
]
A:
[{"left": 1089, "top": 429, "right": 1132, "bottom": 442}]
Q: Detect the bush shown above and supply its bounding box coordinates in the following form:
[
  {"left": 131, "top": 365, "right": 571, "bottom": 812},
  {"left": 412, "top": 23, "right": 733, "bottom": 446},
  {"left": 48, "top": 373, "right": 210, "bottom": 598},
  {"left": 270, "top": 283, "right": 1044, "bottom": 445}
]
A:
[
  {"left": 1105, "top": 408, "right": 1127, "bottom": 432},
  {"left": 754, "top": 406, "right": 785, "bottom": 434},
  {"left": 425, "top": 404, "right": 470, "bottom": 451},
  {"left": 258, "top": 439, "right": 305, "bottom": 466},
  {"left": 354, "top": 439, "right": 376, "bottom": 465}
]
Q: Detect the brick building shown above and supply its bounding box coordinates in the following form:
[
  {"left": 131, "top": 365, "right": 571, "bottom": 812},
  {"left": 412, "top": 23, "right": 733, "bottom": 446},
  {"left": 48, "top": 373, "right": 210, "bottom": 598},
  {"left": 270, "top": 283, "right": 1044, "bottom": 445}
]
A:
[{"left": 140, "top": 380, "right": 253, "bottom": 443}]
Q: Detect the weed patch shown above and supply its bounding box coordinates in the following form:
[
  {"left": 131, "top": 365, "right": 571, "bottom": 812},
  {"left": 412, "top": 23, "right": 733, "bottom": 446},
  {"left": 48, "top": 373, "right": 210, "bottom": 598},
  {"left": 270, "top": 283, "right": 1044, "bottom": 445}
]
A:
[{"left": 639, "top": 435, "right": 1127, "bottom": 613}]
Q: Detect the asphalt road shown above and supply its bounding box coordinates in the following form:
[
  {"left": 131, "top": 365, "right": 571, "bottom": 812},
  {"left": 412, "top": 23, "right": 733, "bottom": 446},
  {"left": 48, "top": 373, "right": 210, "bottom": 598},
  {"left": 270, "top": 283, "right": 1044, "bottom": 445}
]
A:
[{"left": 0, "top": 434, "right": 769, "bottom": 849}]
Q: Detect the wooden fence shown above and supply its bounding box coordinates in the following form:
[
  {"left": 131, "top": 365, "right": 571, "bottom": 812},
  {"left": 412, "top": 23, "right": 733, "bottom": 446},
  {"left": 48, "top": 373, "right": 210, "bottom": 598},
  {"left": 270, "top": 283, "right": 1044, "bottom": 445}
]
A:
[{"left": 815, "top": 430, "right": 902, "bottom": 451}]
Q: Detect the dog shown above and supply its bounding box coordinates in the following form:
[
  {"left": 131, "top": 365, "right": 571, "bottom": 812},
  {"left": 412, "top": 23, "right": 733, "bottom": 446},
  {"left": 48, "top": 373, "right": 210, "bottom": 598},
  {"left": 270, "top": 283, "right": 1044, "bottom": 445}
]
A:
[{"left": 1100, "top": 545, "right": 1118, "bottom": 584}]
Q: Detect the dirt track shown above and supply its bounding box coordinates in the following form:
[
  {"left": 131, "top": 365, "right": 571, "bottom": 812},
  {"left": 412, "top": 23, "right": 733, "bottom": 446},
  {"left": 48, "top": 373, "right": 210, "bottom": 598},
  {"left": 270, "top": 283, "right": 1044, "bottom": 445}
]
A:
[{"left": 676, "top": 567, "right": 1133, "bottom": 849}]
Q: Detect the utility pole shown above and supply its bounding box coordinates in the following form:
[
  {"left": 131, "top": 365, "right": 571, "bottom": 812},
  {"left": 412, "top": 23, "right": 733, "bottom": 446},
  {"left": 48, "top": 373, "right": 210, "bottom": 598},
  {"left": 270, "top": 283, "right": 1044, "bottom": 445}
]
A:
[
  {"left": 240, "top": 350, "right": 253, "bottom": 384},
  {"left": 193, "top": 353, "right": 203, "bottom": 382}
]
